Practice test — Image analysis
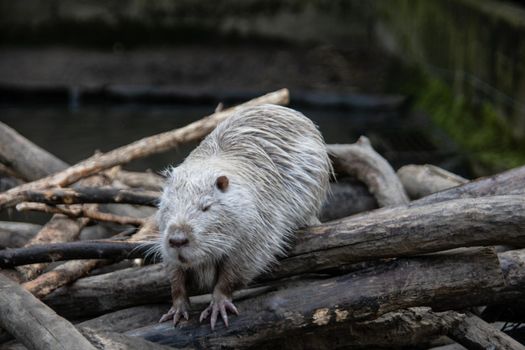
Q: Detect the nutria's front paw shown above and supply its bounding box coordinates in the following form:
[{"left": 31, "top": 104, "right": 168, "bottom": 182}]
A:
[
  {"left": 159, "top": 298, "right": 190, "bottom": 326},
  {"left": 199, "top": 292, "right": 239, "bottom": 330}
]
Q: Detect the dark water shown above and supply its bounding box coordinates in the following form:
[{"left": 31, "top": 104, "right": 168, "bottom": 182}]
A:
[{"left": 0, "top": 103, "right": 466, "bottom": 176}]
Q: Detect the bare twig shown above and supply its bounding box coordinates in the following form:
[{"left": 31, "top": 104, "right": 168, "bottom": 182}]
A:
[
  {"left": 17, "top": 187, "right": 159, "bottom": 206},
  {"left": 16, "top": 202, "right": 146, "bottom": 226}
]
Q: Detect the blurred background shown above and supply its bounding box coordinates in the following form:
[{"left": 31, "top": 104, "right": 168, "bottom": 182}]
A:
[{"left": 1, "top": 0, "right": 524, "bottom": 178}]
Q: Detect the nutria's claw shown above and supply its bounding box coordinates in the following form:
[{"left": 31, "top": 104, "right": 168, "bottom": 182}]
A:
[
  {"left": 199, "top": 297, "right": 239, "bottom": 330},
  {"left": 159, "top": 301, "right": 190, "bottom": 326}
]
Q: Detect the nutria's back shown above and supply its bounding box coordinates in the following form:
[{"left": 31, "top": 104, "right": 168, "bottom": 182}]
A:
[{"left": 188, "top": 104, "right": 331, "bottom": 228}]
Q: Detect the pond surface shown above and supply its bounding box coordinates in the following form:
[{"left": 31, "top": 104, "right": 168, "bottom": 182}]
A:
[{"left": 0, "top": 103, "right": 468, "bottom": 176}]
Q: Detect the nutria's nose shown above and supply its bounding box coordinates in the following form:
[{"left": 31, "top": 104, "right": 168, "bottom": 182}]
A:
[{"left": 169, "top": 237, "right": 189, "bottom": 248}]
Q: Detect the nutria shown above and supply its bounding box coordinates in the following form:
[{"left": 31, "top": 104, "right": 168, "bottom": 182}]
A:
[{"left": 157, "top": 104, "right": 331, "bottom": 329}]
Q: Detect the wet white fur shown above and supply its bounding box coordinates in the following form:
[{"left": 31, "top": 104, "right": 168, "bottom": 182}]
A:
[{"left": 156, "top": 104, "right": 332, "bottom": 291}]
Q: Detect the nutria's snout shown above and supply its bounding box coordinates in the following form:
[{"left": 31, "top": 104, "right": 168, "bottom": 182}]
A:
[
  {"left": 166, "top": 223, "right": 193, "bottom": 249},
  {"left": 169, "top": 236, "right": 189, "bottom": 248}
]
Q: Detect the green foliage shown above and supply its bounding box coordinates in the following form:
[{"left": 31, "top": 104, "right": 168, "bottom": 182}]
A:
[{"left": 415, "top": 77, "right": 525, "bottom": 173}]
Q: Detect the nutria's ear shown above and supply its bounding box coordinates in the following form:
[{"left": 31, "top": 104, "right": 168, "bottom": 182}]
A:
[{"left": 216, "top": 175, "right": 229, "bottom": 192}]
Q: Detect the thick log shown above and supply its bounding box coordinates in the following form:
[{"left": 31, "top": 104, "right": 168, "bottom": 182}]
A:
[
  {"left": 397, "top": 164, "right": 468, "bottom": 199},
  {"left": 17, "top": 187, "right": 159, "bottom": 207},
  {"left": 274, "top": 195, "right": 525, "bottom": 278},
  {"left": 23, "top": 260, "right": 107, "bottom": 299},
  {"left": 249, "top": 308, "right": 464, "bottom": 350},
  {"left": 0, "top": 122, "right": 69, "bottom": 181},
  {"left": 448, "top": 312, "right": 525, "bottom": 350},
  {"left": 0, "top": 272, "right": 96, "bottom": 350},
  {"left": 0, "top": 222, "right": 41, "bottom": 248},
  {"left": 66, "top": 305, "right": 465, "bottom": 350},
  {"left": 413, "top": 164, "right": 525, "bottom": 206},
  {"left": 80, "top": 328, "right": 175, "bottom": 350},
  {"left": 126, "top": 248, "right": 503, "bottom": 349},
  {"left": 327, "top": 137, "right": 409, "bottom": 207},
  {"left": 0, "top": 89, "right": 289, "bottom": 210}
]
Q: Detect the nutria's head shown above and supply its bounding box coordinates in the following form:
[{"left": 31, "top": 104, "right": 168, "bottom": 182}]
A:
[{"left": 157, "top": 162, "right": 250, "bottom": 266}]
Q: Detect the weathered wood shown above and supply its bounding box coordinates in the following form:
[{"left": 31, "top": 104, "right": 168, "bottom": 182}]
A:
[
  {"left": 17, "top": 187, "right": 159, "bottom": 207},
  {"left": 80, "top": 328, "right": 175, "bottom": 350},
  {"left": 0, "top": 89, "right": 289, "bottom": 210},
  {"left": 0, "top": 121, "right": 69, "bottom": 181},
  {"left": 38, "top": 196, "right": 525, "bottom": 317},
  {"left": 19, "top": 223, "right": 156, "bottom": 300},
  {"left": 23, "top": 260, "right": 107, "bottom": 299},
  {"left": 448, "top": 312, "right": 525, "bottom": 350},
  {"left": 115, "top": 170, "right": 164, "bottom": 191},
  {"left": 249, "top": 308, "right": 465, "bottom": 350},
  {"left": 5, "top": 196, "right": 525, "bottom": 274},
  {"left": 397, "top": 164, "right": 468, "bottom": 199},
  {"left": 16, "top": 175, "right": 111, "bottom": 281},
  {"left": 327, "top": 137, "right": 409, "bottom": 206},
  {"left": 15, "top": 215, "right": 88, "bottom": 280},
  {"left": 0, "top": 272, "right": 96, "bottom": 350},
  {"left": 413, "top": 164, "right": 525, "bottom": 206},
  {"left": 275, "top": 195, "right": 525, "bottom": 278},
  {"left": 0, "top": 241, "right": 152, "bottom": 268},
  {"left": 16, "top": 202, "right": 146, "bottom": 226},
  {"left": 126, "top": 248, "right": 503, "bottom": 349},
  {"left": 69, "top": 306, "right": 465, "bottom": 350},
  {"left": 0, "top": 222, "right": 41, "bottom": 249}
]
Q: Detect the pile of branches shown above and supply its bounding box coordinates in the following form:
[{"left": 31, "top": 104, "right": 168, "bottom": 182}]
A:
[{"left": 0, "top": 89, "right": 524, "bottom": 350}]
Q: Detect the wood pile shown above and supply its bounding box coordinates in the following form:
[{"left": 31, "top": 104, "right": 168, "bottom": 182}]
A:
[{"left": 0, "top": 89, "right": 524, "bottom": 349}]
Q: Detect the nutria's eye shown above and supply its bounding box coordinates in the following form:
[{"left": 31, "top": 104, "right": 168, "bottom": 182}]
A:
[{"left": 201, "top": 204, "right": 211, "bottom": 212}]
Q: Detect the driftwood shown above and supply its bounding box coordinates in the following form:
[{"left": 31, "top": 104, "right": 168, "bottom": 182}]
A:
[
  {"left": 327, "top": 137, "right": 409, "bottom": 207},
  {"left": 448, "top": 312, "right": 525, "bottom": 350},
  {"left": 0, "top": 122, "right": 69, "bottom": 181},
  {"left": 126, "top": 248, "right": 504, "bottom": 349},
  {"left": 397, "top": 164, "right": 468, "bottom": 199},
  {"left": 14, "top": 173, "right": 112, "bottom": 281},
  {"left": 13, "top": 196, "right": 521, "bottom": 319},
  {"left": 16, "top": 202, "right": 146, "bottom": 226},
  {"left": 0, "top": 272, "right": 96, "bottom": 350},
  {"left": 16, "top": 187, "right": 159, "bottom": 207},
  {"left": 67, "top": 305, "right": 465, "bottom": 350},
  {"left": 15, "top": 215, "right": 89, "bottom": 280},
  {"left": 0, "top": 241, "right": 151, "bottom": 267},
  {"left": 0, "top": 89, "right": 289, "bottom": 210},
  {"left": 114, "top": 170, "right": 164, "bottom": 191},
  {"left": 7, "top": 195, "right": 523, "bottom": 273},
  {"left": 79, "top": 328, "right": 174, "bottom": 350},
  {"left": 23, "top": 260, "right": 107, "bottom": 299},
  {"left": 413, "top": 164, "right": 525, "bottom": 205}
]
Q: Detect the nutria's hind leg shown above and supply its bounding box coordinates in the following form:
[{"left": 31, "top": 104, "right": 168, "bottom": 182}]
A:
[
  {"left": 199, "top": 259, "right": 243, "bottom": 330},
  {"left": 160, "top": 266, "right": 190, "bottom": 326}
]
